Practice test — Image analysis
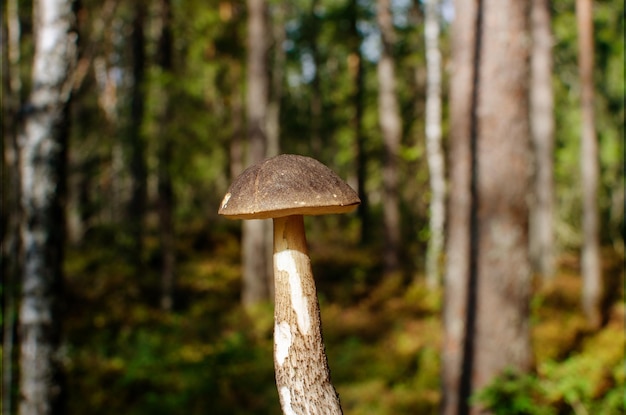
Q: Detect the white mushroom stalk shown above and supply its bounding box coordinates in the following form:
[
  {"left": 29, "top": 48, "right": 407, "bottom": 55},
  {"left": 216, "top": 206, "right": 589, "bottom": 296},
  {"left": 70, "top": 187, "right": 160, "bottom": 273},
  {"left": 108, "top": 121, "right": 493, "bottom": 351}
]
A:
[
  {"left": 218, "top": 154, "right": 359, "bottom": 415},
  {"left": 273, "top": 215, "right": 341, "bottom": 414}
]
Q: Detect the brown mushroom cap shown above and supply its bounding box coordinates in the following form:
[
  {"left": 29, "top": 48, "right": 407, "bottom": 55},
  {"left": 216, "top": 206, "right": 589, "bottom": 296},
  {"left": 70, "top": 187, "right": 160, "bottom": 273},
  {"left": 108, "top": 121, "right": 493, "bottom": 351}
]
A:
[{"left": 218, "top": 154, "right": 360, "bottom": 219}]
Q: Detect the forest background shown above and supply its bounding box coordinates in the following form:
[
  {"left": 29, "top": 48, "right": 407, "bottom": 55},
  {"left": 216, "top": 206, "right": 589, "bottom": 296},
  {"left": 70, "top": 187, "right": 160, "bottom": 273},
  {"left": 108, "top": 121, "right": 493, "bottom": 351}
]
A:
[{"left": 1, "top": 0, "right": 624, "bottom": 414}]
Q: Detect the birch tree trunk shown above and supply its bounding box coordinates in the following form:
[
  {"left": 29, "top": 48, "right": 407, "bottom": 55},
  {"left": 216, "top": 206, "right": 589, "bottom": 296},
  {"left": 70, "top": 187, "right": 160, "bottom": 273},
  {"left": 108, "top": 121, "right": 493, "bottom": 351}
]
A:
[
  {"left": 242, "top": 0, "right": 270, "bottom": 306},
  {"left": 424, "top": 0, "right": 445, "bottom": 288},
  {"left": 377, "top": 0, "right": 402, "bottom": 275},
  {"left": 530, "top": 0, "right": 556, "bottom": 280},
  {"left": 576, "top": 0, "right": 601, "bottom": 328},
  {"left": 18, "top": 1, "right": 78, "bottom": 414}
]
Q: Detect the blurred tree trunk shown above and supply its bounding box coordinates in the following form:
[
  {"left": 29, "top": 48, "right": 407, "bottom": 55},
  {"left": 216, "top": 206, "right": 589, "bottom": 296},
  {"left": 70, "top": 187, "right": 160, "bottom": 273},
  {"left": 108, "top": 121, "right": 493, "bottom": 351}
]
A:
[
  {"left": 576, "top": 0, "right": 601, "bottom": 328},
  {"left": 17, "top": 1, "right": 78, "bottom": 414},
  {"left": 376, "top": 0, "right": 402, "bottom": 275},
  {"left": 471, "top": 0, "right": 532, "bottom": 401},
  {"left": 442, "top": 0, "right": 477, "bottom": 413},
  {"left": 230, "top": 62, "right": 245, "bottom": 179},
  {"left": 424, "top": 0, "right": 445, "bottom": 289},
  {"left": 266, "top": 3, "right": 284, "bottom": 160},
  {"left": 309, "top": 0, "right": 321, "bottom": 157},
  {"left": 309, "top": 0, "right": 322, "bottom": 159},
  {"left": 2, "top": 1, "right": 22, "bottom": 413},
  {"left": 157, "top": 0, "right": 176, "bottom": 311},
  {"left": 89, "top": 2, "right": 124, "bottom": 226},
  {"left": 349, "top": 0, "right": 370, "bottom": 245},
  {"left": 530, "top": 0, "right": 556, "bottom": 280},
  {"left": 67, "top": 0, "right": 119, "bottom": 244},
  {"left": 92, "top": 16, "right": 123, "bottom": 224},
  {"left": 443, "top": 1, "right": 532, "bottom": 414},
  {"left": 265, "top": 2, "right": 286, "bottom": 298},
  {"left": 128, "top": 1, "right": 147, "bottom": 270},
  {"left": 242, "top": 0, "right": 270, "bottom": 306}
]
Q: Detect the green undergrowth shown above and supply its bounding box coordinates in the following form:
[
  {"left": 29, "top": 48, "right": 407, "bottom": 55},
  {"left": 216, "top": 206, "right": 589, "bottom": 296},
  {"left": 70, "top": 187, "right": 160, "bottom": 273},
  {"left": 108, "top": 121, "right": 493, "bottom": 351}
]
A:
[
  {"left": 474, "top": 313, "right": 625, "bottom": 415},
  {"left": 56, "top": 225, "right": 625, "bottom": 414},
  {"left": 475, "top": 255, "right": 626, "bottom": 415}
]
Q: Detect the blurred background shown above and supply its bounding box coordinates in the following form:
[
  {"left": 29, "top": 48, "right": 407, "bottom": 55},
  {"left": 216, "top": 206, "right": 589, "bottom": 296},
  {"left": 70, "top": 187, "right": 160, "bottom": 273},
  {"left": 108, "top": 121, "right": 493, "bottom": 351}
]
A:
[{"left": 1, "top": 0, "right": 624, "bottom": 414}]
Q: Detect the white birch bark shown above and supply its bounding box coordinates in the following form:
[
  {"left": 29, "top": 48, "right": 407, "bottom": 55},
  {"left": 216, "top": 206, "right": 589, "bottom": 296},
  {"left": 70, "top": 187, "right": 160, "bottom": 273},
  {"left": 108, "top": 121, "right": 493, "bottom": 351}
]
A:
[
  {"left": 424, "top": 0, "right": 446, "bottom": 288},
  {"left": 18, "top": 1, "right": 77, "bottom": 414}
]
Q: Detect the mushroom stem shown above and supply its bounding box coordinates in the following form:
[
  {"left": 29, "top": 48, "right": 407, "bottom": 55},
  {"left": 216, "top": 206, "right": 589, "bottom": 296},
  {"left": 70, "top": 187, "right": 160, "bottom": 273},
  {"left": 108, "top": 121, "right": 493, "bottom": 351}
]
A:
[{"left": 272, "top": 215, "right": 342, "bottom": 415}]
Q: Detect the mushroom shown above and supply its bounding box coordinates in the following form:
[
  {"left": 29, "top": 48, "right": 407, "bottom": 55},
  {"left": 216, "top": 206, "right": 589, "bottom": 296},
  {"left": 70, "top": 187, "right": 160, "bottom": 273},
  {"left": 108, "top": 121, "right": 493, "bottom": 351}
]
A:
[{"left": 219, "top": 154, "right": 359, "bottom": 415}]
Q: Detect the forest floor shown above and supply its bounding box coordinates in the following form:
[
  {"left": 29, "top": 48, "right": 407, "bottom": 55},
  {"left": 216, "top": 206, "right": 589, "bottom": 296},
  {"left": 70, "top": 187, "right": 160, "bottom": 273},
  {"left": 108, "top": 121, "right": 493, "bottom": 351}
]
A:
[{"left": 57, "top": 224, "right": 625, "bottom": 415}]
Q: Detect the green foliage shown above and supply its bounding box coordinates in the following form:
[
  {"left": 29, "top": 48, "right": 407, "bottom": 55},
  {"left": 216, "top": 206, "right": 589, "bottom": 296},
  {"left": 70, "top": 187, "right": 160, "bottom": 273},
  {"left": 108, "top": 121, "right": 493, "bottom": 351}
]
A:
[
  {"left": 64, "top": 230, "right": 279, "bottom": 415},
  {"left": 552, "top": 0, "right": 625, "bottom": 248},
  {"left": 473, "top": 319, "right": 626, "bottom": 415},
  {"left": 475, "top": 261, "right": 625, "bottom": 415},
  {"left": 540, "top": 321, "right": 626, "bottom": 415},
  {"left": 61, "top": 227, "right": 446, "bottom": 415},
  {"left": 325, "top": 275, "right": 442, "bottom": 415},
  {"left": 472, "top": 368, "right": 556, "bottom": 415},
  {"left": 56, "top": 222, "right": 626, "bottom": 415}
]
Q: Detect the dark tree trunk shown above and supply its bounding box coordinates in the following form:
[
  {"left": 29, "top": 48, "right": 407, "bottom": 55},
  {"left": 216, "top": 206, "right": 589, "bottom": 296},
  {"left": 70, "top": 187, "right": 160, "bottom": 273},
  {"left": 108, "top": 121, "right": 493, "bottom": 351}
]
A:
[
  {"left": 376, "top": 0, "right": 402, "bottom": 274},
  {"left": 128, "top": 1, "right": 147, "bottom": 269},
  {"left": 444, "top": 2, "right": 533, "bottom": 414},
  {"left": 157, "top": 0, "right": 176, "bottom": 311},
  {"left": 576, "top": 0, "right": 601, "bottom": 328},
  {"left": 265, "top": 3, "right": 286, "bottom": 298},
  {"left": 242, "top": 0, "right": 270, "bottom": 306},
  {"left": 266, "top": 2, "right": 284, "bottom": 160},
  {"left": 17, "top": 1, "right": 78, "bottom": 414},
  {"left": 230, "top": 63, "right": 245, "bottom": 179},
  {"left": 2, "top": 1, "right": 23, "bottom": 413},
  {"left": 349, "top": 0, "right": 370, "bottom": 245},
  {"left": 309, "top": 0, "right": 323, "bottom": 159}
]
